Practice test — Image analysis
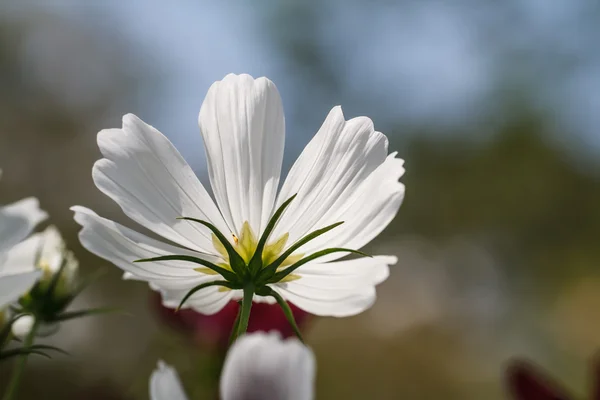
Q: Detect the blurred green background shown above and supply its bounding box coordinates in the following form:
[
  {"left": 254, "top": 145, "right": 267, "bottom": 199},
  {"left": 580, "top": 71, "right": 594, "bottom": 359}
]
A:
[{"left": 1, "top": 1, "right": 600, "bottom": 399}]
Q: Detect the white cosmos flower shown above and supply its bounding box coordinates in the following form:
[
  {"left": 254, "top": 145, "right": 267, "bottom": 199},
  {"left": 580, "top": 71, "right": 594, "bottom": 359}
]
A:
[
  {"left": 1, "top": 225, "right": 77, "bottom": 293},
  {"left": 150, "top": 332, "right": 315, "bottom": 400},
  {"left": 72, "top": 73, "right": 404, "bottom": 318},
  {"left": 0, "top": 195, "right": 48, "bottom": 308}
]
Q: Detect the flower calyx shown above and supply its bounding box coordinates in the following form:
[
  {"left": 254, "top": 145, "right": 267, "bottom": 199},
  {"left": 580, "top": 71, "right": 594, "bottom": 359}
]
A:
[{"left": 135, "top": 194, "right": 370, "bottom": 342}]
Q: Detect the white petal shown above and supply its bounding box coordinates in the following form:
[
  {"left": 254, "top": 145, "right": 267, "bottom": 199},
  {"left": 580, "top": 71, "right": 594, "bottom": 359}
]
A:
[
  {"left": 73, "top": 206, "right": 233, "bottom": 315},
  {"left": 11, "top": 315, "right": 35, "bottom": 340},
  {"left": 273, "top": 107, "right": 404, "bottom": 261},
  {"left": 276, "top": 286, "right": 376, "bottom": 318},
  {"left": 199, "top": 74, "right": 285, "bottom": 235},
  {"left": 93, "top": 114, "right": 228, "bottom": 253},
  {"left": 0, "top": 197, "right": 47, "bottom": 255},
  {"left": 149, "top": 361, "right": 189, "bottom": 400},
  {"left": 0, "top": 233, "right": 42, "bottom": 276},
  {"left": 273, "top": 256, "right": 396, "bottom": 317},
  {"left": 220, "top": 332, "right": 315, "bottom": 400},
  {"left": 71, "top": 206, "right": 218, "bottom": 281},
  {"left": 156, "top": 282, "right": 234, "bottom": 315},
  {"left": 296, "top": 255, "right": 394, "bottom": 286},
  {"left": 37, "top": 226, "right": 66, "bottom": 273},
  {"left": 0, "top": 271, "right": 41, "bottom": 308}
]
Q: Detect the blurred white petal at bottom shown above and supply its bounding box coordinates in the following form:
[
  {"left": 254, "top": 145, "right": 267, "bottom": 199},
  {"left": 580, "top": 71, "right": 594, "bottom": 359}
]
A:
[
  {"left": 220, "top": 332, "right": 315, "bottom": 400},
  {"left": 149, "top": 361, "right": 188, "bottom": 400},
  {"left": 149, "top": 332, "right": 316, "bottom": 400}
]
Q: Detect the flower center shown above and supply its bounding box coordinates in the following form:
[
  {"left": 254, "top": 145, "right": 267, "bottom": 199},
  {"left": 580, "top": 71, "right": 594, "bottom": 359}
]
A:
[{"left": 194, "top": 221, "right": 303, "bottom": 283}]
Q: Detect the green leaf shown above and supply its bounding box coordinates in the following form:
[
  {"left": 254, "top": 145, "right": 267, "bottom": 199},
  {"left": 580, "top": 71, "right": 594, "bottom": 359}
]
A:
[
  {"left": 0, "top": 342, "right": 69, "bottom": 361},
  {"left": 0, "top": 348, "right": 52, "bottom": 361},
  {"left": 177, "top": 280, "right": 236, "bottom": 311},
  {"left": 268, "top": 248, "right": 370, "bottom": 283},
  {"left": 51, "top": 307, "right": 126, "bottom": 322},
  {"left": 26, "top": 344, "right": 69, "bottom": 356},
  {"left": 177, "top": 217, "right": 247, "bottom": 276},
  {"left": 265, "top": 287, "right": 304, "bottom": 343},
  {"left": 259, "top": 221, "right": 345, "bottom": 281},
  {"left": 248, "top": 194, "right": 296, "bottom": 275},
  {"left": 134, "top": 255, "right": 238, "bottom": 282}
]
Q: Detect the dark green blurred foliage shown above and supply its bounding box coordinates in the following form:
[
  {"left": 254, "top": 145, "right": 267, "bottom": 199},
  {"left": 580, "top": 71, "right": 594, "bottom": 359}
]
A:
[{"left": 401, "top": 110, "right": 600, "bottom": 286}]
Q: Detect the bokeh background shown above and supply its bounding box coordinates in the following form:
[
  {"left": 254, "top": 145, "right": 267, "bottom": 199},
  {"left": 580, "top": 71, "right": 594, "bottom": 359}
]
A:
[{"left": 1, "top": 1, "right": 600, "bottom": 399}]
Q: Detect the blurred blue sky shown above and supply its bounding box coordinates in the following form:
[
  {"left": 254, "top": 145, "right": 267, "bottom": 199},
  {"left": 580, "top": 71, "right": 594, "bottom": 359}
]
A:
[{"left": 3, "top": 0, "right": 599, "bottom": 169}]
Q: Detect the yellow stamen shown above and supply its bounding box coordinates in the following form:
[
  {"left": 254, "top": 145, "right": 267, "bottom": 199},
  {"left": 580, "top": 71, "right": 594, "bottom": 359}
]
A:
[
  {"left": 262, "top": 232, "right": 288, "bottom": 266},
  {"left": 236, "top": 221, "right": 257, "bottom": 262},
  {"left": 212, "top": 234, "right": 229, "bottom": 260},
  {"left": 205, "top": 220, "right": 304, "bottom": 282}
]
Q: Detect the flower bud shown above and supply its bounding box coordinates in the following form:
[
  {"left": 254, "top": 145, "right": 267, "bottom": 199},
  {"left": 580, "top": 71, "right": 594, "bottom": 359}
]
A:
[
  {"left": 37, "top": 226, "right": 79, "bottom": 300},
  {"left": 11, "top": 315, "right": 35, "bottom": 340},
  {"left": 16, "top": 226, "right": 81, "bottom": 331}
]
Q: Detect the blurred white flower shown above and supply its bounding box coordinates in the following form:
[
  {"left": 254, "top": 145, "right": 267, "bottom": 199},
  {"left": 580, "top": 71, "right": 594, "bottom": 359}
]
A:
[
  {"left": 2, "top": 225, "right": 78, "bottom": 300},
  {"left": 220, "top": 332, "right": 315, "bottom": 400},
  {"left": 36, "top": 226, "right": 79, "bottom": 296},
  {"left": 11, "top": 315, "right": 35, "bottom": 340},
  {"left": 0, "top": 272, "right": 41, "bottom": 310},
  {"left": 73, "top": 73, "right": 404, "bottom": 320},
  {"left": 150, "top": 332, "right": 316, "bottom": 400},
  {"left": 0, "top": 194, "right": 47, "bottom": 308},
  {"left": 149, "top": 361, "right": 188, "bottom": 400}
]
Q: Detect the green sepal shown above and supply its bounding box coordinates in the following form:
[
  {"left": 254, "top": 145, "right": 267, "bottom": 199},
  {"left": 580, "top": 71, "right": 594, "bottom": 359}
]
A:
[
  {"left": 0, "top": 314, "right": 30, "bottom": 347},
  {"left": 21, "top": 254, "right": 72, "bottom": 318},
  {"left": 264, "top": 287, "right": 304, "bottom": 343},
  {"left": 247, "top": 194, "right": 296, "bottom": 276},
  {"left": 25, "top": 344, "right": 69, "bottom": 356},
  {"left": 0, "top": 344, "right": 68, "bottom": 361},
  {"left": 134, "top": 255, "right": 239, "bottom": 282},
  {"left": 177, "top": 217, "right": 247, "bottom": 277},
  {"left": 0, "top": 348, "right": 51, "bottom": 361},
  {"left": 47, "top": 268, "right": 108, "bottom": 316},
  {"left": 50, "top": 307, "right": 126, "bottom": 323},
  {"left": 177, "top": 280, "right": 237, "bottom": 311},
  {"left": 267, "top": 248, "right": 370, "bottom": 284},
  {"left": 258, "top": 221, "right": 345, "bottom": 282}
]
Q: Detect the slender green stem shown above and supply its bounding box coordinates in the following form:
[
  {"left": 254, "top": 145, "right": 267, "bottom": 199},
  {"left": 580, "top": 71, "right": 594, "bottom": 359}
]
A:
[
  {"left": 228, "top": 301, "right": 242, "bottom": 346},
  {"left": 236, "top": 283, "right": 254, "bottom": 337},
  {"left": 2, "top": 318, "right": 39, "bottom": 400}
]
